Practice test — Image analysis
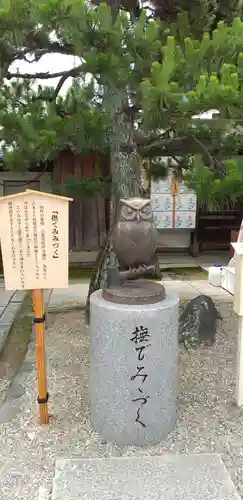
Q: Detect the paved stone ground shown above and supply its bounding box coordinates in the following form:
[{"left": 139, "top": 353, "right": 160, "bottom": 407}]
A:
[
  {"left": 47, "top": 280, "right": 231, "bottom": 313},
  {"left": 0, "top": 280, "right": 26, "bottom": 354},
  {"left": 0, "top": 277, "right": 234, "bottom": 499},
  {"left": 0, "top": 299, "right": 242, "bottom": 500},
  {"left": 0, "top": 277, "right": 228, "bottom": 351},
  {"left": 47, "top": 285, "right": 87, "bottom": 313},
  {"left": 0, "top": 278, "right": 231, "bottom": 323},
  {"left": 52, "top": 454, "right": 240, "bottom": 500}
]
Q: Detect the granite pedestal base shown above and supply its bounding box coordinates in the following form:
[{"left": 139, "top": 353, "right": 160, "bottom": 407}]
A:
[{"left": 90, "top": 290, "right": 179, "bottom": 446}]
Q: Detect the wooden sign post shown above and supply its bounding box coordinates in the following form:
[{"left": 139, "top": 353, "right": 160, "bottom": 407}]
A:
[
  {"left": 171, "top": 178, "right": 179, "bottom": 229},
  {"left": 0, "top": 189, "right": 72, "bottom": 424},
  {"left": 33, "top": 289, "right": 49, "bottom": 424}
]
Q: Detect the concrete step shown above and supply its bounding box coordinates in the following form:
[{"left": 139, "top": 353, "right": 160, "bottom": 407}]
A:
[{"left": 51, "top": 454, "right": 240, "bottom": 500}]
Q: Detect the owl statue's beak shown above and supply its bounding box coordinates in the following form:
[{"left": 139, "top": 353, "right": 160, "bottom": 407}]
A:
[{"left": 136, "top": 213, "right": 140, "bottom": 220}]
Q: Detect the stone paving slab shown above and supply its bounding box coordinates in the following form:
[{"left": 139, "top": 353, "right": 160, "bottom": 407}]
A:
[
  {"left": 0, "top": 324, "right": 12, "bottom": 353},
  {"left": 164, "top": 280, "right": 198, "bottom": 297},
  {"left": 0, "top": 306, "right": 6, "bottom": 316},
  {"left": 0, "top": 290, "right": 14, "bottom": 306},
  {"left": 0, "top": 301, "right": 22, "bottom": 326},
  {"left": 0, "top": 302, "right": 23, "bottom": 353},
  {"left": 11, "top": 290, "right": 27, "bottom": 303},
  {"left": 165, "top": 280, "right": 232, "bottom": 301},
  {"left": 47, "top": 284, "right": 87, "bottom": 313},
  {"left": 191, "top": 280, "right": 231, "bottom": 299},
  {"left": 47, "top": 279, "right": 233, "bottom": 313},
  {"left": 52, "top": 454, "right": 240, "bottom": 500},
  {"left": 0, "top": 280, "right": 26, "bottom": 355},
  {"left": 44, "top": 290, "right": 53, "bottom": 308}
]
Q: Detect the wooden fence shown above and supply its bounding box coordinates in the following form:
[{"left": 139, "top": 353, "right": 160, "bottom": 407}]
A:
[{"left": 53, "top": 151, "right": 110, "bottom": 251}]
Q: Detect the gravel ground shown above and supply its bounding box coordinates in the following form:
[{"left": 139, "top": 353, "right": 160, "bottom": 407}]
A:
[{"left": 0, "top": 301, "right": 243, "bottom": 499}]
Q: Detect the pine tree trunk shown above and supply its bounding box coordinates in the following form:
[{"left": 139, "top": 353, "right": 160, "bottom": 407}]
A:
[
  {"left": 0, "top": 53, "right": 11, "bottom": 84},
  {"left": 107, "top": 87, "right": 141, "bottom": 199},
  {"left": 86, "top": 86, "right": 142, "bottom": 318}
]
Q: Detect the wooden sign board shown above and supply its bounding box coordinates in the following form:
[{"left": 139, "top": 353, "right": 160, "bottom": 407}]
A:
[{"left": 0, "top": 190, "right": 72, "bottom": 291}]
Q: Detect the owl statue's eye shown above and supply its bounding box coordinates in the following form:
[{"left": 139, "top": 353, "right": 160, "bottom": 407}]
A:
[
  {"left": 121, "top": 205, "right": 136, "bottom": 220},
  {"left": 141, "top": 204, "right": 152, "bottom": 219}
]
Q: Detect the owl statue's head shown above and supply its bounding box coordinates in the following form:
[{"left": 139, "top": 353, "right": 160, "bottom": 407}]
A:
[{"left": 118, "top": 197, "right": 153, "bottom": 222}]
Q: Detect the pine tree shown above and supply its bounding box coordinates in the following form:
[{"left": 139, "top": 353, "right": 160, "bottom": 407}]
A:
[{"left": 1, "top": 1, "right": 243, "bottom": 314}]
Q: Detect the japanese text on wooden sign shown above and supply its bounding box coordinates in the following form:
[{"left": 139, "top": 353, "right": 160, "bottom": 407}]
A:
[{"left": 0, "top": 190, "right": 72, "bottom": 290}]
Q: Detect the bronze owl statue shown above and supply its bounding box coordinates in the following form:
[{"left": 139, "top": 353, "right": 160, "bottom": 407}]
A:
[{"left": 112, "top": 197, "right": 157, "bottom": 271}]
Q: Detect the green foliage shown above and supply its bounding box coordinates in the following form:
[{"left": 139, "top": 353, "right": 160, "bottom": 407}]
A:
[
  {"left": 55, "top": 172, "right": 111, "bottom": 199},
  {"left": 0, "top": 79, "right": 109, "bottom": 169},
  {"left": 184, "top": 155, "right": 243, "bottom": 209},
  {"left": 151, "top": 0, "right": 242, "bottom": 37},
  {"left": 141, "top": 19, "right": 243, "bottom": 131},
  {"left": 148, "top": 161, "right": 169, "bottom": 180},
  {"left": 1, "top": 1, "right": 243, "bottom": 206}
]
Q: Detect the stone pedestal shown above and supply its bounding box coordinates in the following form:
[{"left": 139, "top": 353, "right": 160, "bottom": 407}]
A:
[{"left": 90, "top": 290, "right": 179, "bottom": 446}]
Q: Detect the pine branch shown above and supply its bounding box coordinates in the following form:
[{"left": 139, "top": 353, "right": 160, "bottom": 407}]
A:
[
  {"left": 135, "top": 130, "right": 171, "bottom": 147},
  {"left": 52, "top": 68, "right": 82, "bottom": 100},
  {"left": 138, "top": 135, "right": 189, "bottom": 156},
  {"left": 138, "top": 135, "right": 226, "bottom": 174},
  {"left": 192, "top": 136, "right": 214, "bottom": 168},
  {"left": 7, "top": 64, "right": 83, "bottom": 81},
  {"left": 12, "top": 42, "right": 76, "bottom": 62}
]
